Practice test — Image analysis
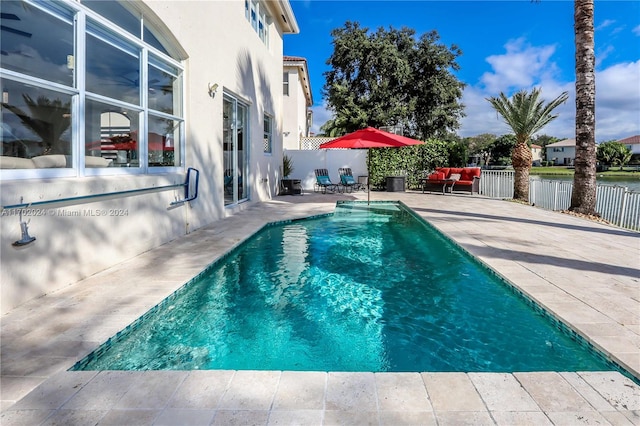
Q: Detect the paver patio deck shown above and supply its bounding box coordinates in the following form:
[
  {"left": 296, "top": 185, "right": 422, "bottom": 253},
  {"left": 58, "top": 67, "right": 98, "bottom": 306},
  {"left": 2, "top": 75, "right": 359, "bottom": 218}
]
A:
[{"left": 1, "top": 190, "right": 639, "bottom": 425}]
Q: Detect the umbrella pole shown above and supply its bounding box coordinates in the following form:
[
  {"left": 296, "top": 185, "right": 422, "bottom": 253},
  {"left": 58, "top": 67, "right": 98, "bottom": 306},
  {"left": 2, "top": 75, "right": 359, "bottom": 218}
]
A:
[{"left": 367, "top": 149, "right": 371, "bottom": 205}]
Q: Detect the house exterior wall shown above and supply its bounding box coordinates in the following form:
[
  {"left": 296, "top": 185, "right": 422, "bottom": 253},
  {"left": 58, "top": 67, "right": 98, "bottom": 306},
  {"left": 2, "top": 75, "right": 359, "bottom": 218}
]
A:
[
  {"left": 546, "top": 146, "right": 576, "bottom": 165},
  {"left": 531, "top": 145, "right": 543, "bottom": 163},
  {"left": 0, "top": 0, "right": 295, "bottom": 314},
  {"left": 282, "top": 66, "right": 309, "bottom": 150},
  {"left": 545, "top": 139, "right": 576, "bottom": 165},
  {"left": 284, "top": 149, "right": 368, "bottom": 190}
]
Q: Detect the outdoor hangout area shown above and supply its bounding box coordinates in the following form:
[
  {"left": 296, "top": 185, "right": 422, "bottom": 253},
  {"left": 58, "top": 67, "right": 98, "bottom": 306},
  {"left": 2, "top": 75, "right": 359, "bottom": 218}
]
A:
[
  {"left": 2, "top": 0, "right": 639, "bottom": 424},
  {"left": 1, "top": 191, "right": 638, "bottom": 424},
  {"left": 420, "top": 167, "right": 482, "bottom": 194}
]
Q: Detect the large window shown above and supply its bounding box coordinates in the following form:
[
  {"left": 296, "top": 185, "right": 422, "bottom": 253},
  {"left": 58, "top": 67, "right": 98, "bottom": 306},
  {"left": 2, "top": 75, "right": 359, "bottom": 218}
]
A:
[{"left": 0, "top": 0, "right": 184, "bottom": 175}]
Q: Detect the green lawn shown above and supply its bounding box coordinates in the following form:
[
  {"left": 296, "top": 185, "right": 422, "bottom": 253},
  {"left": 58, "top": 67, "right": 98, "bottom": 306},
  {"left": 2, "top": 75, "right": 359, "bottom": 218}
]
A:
[{"left": 531, "top": 166, "right": 640, "bottom": 178}]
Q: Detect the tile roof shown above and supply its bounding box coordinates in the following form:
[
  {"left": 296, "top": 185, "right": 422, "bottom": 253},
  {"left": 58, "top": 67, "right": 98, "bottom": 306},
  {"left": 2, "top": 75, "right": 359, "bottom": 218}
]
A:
[
  {"left": 546, "top": 138, "right": 576, "bottom": 147},
  {"left": 617, "top": 135, "right": 640, "bottom": 144}
]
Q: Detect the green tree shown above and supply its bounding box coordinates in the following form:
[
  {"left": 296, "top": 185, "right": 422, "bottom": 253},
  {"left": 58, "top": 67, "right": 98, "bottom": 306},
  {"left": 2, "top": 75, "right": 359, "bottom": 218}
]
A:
[
  {"left": 323, "top": 22, "right": 465, "bottom": 139},
  {"left": 597, "top": 141, "right": 632, "bottom": 168},
  {"left": 570, "top": 0, "right": 597, "bottom": 214},
  {"left": 463, "top": 133, "right": 496, "bottom": 166},
  {"left": 2, "top": 94, "right": 71, "bottom": 155},
  {"left": 368, "top": 139, "right": 450, "bottom": 188},
  {"left": 489, "top": 134, "right": 516, "bottom": 165},
  {"left": 487, "top": 88, "right": 569, "bottom": 202},
  {"left": 447, "top": 140, "right": 468, "bottom": 167}
]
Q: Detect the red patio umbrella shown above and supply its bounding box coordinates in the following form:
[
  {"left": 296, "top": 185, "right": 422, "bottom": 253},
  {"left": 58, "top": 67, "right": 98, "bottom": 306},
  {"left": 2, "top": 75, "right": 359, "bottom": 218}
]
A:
[{"left": 319, "top": 127, "right": 423, "bottom": 204}]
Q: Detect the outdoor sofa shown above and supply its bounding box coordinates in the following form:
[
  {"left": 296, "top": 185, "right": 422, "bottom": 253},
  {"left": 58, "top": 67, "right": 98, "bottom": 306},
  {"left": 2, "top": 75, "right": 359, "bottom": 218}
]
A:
[{"left": 421, "top": 167, "right": 481, "bottom": 194}]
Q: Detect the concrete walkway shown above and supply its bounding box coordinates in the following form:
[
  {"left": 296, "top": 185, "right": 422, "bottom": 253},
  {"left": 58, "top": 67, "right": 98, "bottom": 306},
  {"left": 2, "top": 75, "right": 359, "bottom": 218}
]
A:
[{"left": 1, "top": 190, "right": 639, "bottom": 425}]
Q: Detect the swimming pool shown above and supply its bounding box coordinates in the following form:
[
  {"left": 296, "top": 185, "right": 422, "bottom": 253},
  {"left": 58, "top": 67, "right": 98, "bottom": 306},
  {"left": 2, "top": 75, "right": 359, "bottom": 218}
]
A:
[{"left": 73, "top": 202, "right": 617, "bottom": 373}]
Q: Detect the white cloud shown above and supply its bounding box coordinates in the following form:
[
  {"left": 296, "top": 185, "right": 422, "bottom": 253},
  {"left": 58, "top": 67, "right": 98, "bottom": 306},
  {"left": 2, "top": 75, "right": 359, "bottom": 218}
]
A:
[
  {"left": 459, "top": 40, "right": 639, "bottom": 142},
  {"left": 594, "top": 60, "right": 640, "bottom": 140},
  {"left": 595, "top": 45, "right": 615, "bottom": 67},
  {"left": 596, "top": 19, "right": 615, "bottom": 31},
  {"left": 633, "top": 25, "right": 640, "bottom": 36},
  {"left": 309, "top": 102, "right": 332, "bottom": 135},
  {"left": 480, "top": 38, "right": 558, "bottom": 93}
]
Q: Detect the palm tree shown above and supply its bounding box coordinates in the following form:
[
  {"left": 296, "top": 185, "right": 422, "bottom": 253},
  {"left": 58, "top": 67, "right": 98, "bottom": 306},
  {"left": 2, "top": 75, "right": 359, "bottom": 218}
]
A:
[
  {"left": 2, "top": 94, "right": 71, "bottom": 155},
  {"left": 570, "top": 0, "right": 597, "bottom": 214},
  {"left": 487, "top": 88, "right": 568, "bottom": 202}
]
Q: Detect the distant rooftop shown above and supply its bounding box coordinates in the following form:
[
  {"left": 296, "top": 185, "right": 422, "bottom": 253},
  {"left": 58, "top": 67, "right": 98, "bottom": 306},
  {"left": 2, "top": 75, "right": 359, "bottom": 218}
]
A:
[
  {"left": 617, "top": 135, "right": 640, "bottom": 145},
  {"left": 546, "top": 138, "right": 575, "bottom": 147},
  {"left": 284, "top": 56, "right": 313, "bottom": 106}
]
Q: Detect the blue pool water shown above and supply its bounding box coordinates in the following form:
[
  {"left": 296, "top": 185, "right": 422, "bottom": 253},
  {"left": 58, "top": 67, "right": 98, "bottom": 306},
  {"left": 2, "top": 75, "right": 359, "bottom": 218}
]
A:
[{"left": 73, "top": 202, "right": 616, "bottom": 372}]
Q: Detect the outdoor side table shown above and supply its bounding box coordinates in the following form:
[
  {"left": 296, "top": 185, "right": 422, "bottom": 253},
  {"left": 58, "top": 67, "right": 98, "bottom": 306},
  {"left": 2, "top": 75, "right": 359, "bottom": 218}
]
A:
[
  {"left": 281, "top": 179, "right": 302, "bottom": 195},
  {"left": 386, "top": 176, "right": 405, "bottom": 192},
  {"left": 442, "top": 179, "right": 456, "bottom": 194}
]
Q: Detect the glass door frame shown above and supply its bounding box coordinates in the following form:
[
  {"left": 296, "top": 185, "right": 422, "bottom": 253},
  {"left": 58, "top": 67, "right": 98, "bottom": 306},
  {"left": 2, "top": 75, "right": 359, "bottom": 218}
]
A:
[{"left": 223, "top": 94, "right": 249, "bottom": 205}]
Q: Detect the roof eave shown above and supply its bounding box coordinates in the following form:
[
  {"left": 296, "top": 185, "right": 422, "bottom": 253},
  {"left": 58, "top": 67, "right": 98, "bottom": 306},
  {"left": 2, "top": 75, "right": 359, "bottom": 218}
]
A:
[
  {"left": 284, "top": 58, "right": 313, "bottom": 106},
  {"left": 271, "top": 0, "right": 299, "bottom": 34}
]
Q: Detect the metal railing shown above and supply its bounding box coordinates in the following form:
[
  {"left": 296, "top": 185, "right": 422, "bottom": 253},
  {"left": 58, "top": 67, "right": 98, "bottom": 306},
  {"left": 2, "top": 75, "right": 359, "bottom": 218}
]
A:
[{"left": 479, "top": 170, "right": 640, "bottom": 231}]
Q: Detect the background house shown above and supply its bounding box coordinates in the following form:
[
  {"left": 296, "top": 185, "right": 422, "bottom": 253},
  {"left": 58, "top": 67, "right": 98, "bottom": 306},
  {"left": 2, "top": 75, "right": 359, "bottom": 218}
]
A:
[
  {"left": 282, "top": 56, "right": 313, "bottom": 150},
  {"left": 545, "top": 138, "right": 576, "bottom": 165},
  {"left": 0, "top": 0, "right": 299, "bottom": 314},
  {"left": 531, "top": 144, "right": 543, "bottom": 166},
  {"left": 617, "top": 135, "right": 640, "bottom": 161}
]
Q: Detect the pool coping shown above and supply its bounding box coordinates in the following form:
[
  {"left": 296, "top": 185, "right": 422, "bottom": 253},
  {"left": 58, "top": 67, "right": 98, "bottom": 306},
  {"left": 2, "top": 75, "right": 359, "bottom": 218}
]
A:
[{"left": 2, "top": 191, "right": 639, "bottom": 424}]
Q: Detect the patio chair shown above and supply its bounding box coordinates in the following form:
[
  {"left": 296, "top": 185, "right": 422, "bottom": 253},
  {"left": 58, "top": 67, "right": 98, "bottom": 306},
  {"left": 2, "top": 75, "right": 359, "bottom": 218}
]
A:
[
  {"left": 338, "top": 167, "right": 364, "bottom": 193},
  {"left": 224, "top": 169, "right": 234, "bottom": 195},
  {"left": 224, "top": 169, "right": 243, "bottom": 196},
  {"left": 314, "top": 169, "right": 340, "bottom": 194}
]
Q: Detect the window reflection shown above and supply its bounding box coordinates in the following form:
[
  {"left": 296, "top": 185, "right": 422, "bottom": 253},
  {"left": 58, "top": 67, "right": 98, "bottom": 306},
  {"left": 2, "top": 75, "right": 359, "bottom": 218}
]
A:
[
  {"left": 1, "top": 79, "right": 72, "bottom": 167},
  {"left": 148, "top": 115, "right": 179, "bottom": 167},
  {"left": 0, "top": 1, "right": 183, "bottom": 173},
  {"left": 85, "top": 100, "right": 140, "bottom": 167},
  {"left": 148, "top": 62, "right": 180, "bottom": 115},
  {"left": 143, "top": 26, "right": 170, "bottom": 56},
  {"left": 81, "top": 0, "right": 141, "bottom": 38},
  {"left": 1, "top": 1, "right": 74, "bottom": 86},
  {"left": 86, "top": 31, "right": 140, "bottom": 105},
  {"left": 81, "top": 0, "right": 170, "bottom": 56}
]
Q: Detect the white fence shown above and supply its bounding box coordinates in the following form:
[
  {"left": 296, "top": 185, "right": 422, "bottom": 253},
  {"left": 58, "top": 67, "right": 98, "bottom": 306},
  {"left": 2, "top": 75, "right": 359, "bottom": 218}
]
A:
[
  {"left": 284, "top": 151, "right": 640, "bottom": 231},
  {"left": 480, "top": 170, "right": 640, "bottom": 231}
]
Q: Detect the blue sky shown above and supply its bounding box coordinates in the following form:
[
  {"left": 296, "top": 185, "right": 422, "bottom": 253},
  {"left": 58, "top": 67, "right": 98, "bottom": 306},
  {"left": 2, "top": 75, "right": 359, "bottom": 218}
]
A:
[{"left": 283, "top": 1, "right": 640, "bottom": 142}]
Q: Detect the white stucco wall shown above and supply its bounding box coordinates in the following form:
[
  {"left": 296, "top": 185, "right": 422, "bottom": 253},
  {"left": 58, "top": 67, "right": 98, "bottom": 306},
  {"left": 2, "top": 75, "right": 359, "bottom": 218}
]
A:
[
  {"left": 0, "top": 1, "right": 292, "bottom": 314},
  {"left": 282, "top": 66, "right": 308, "bottom": 150},
  {"left": 284, "top": 149, "right": 368, "bottom": 190}
]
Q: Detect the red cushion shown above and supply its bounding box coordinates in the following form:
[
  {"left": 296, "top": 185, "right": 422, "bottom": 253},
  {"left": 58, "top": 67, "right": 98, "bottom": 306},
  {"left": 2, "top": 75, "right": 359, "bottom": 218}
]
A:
[
  {"left": 437, "top": 167, "right": 450, "bottom": 177},
  {"left": 429, "top": 172, "right": 445, "bottom": 180},
  {"left": 461, "top": 167, "right": 481, "bottom": 180}
]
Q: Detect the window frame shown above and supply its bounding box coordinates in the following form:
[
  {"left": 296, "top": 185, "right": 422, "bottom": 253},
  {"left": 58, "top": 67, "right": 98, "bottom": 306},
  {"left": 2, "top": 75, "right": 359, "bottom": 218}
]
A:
[
  {"left": 283, "top": 72, "right": 289, "bottom": 96},
  {"left": 263, "top": 113, "right": 273, "bottom": 155},
  {"left": 0, "top": 0, "right": 185, "bottom": 180},
  {"left": 245, "top": 0, "right": 270, "bottom": 47}
]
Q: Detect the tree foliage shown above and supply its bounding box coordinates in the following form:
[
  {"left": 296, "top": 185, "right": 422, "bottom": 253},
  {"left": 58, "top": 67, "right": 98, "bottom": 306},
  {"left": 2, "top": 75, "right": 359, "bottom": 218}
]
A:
[
  {"left": 463, "top": 133, "right": 496, "bottom": 165},
  {"left": 322, "top": 22, "right": 465, "bottom": 139},
  {"left": 596, "top": 141, "right": 632, "bottom": 168},
  {"left": 490, "top": 134, "right": 517, "bottom": 165},
  {"left": 368, "top": 139, "right": 451, "bottom": 189},
  {"left": 486, "top": 88, "right": 568, "bottom": 202},
  {"left": 2, "top": 94, "right": 71, "bottom": 155}
]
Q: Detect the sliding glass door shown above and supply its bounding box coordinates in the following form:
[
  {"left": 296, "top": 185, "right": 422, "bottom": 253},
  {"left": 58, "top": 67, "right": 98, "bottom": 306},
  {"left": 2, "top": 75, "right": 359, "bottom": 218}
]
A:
[{"left": 223, "top": 95, "right": 249, "bottom": 205}]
